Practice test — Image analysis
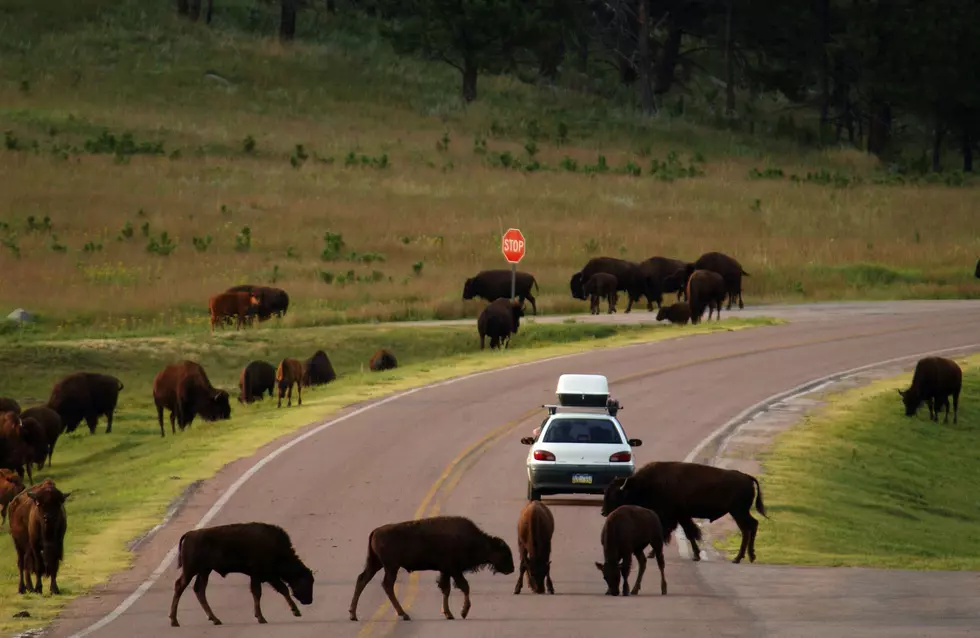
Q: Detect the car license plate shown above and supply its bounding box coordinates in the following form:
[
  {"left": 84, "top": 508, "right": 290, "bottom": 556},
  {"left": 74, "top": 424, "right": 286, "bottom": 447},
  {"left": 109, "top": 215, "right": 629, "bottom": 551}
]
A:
[{"left": 571, "top": 474, "right": 593, "bottom": 485}]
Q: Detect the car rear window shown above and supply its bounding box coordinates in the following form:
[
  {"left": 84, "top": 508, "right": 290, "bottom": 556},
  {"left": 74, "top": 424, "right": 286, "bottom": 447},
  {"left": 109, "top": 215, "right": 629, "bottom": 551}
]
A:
[{"left": 542, "top": 418, "right": 623, "bottom": 444}]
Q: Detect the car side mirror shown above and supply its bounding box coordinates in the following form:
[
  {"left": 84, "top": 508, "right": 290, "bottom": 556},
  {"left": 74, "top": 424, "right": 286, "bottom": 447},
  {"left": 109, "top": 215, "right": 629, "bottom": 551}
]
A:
[
  {"left": 628, "top": 438, "right": 642, "bottom": 447},
  {"left": 520, "top": 437, "right": 534, "bottom": 445}
]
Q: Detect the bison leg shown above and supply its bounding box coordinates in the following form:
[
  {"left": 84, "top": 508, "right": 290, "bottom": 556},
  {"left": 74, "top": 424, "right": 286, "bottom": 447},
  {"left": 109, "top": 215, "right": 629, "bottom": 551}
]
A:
[
  {"left": 192, "top": 571, "right": 222, "bottom": 625},
  {"left": 589, "top": 295, "right": 598, "bottom": 315},
  {"left": 380, "top": 566, "right": 410, "bottom": 620},
  {"left": 731, "top": 511, "right": 759, "bottom": 564},
  {"left": 170, "top": 571, "right": 192, "bottom": 627},
  {"left": 479, "top": 334, "right": 485, "bottom": 350},
  {"left": 650, "top": 541, "right": 667, "bottom": 595},
  {"left": 31, "top": 546, "right": 42, "bottom": 593},
  {"left": 156, "top": 403, "right": 166, "bottom": 437},
  {"left": 268, "top": 577, "right": 301, "bottom": 617},
  {"left": 437, "top": 571, "right": 454, "bottom": 619},
  {"left": 953, "top": 390, "right": 960, "bottom": 424},
  {"left": 526, "top": 293, "right": 537, "bottom": 315},
  {"left": 513, "top": 547, "right": 527, "bottom": 594},
  {"left": 105, "top": 408, "right": 114, "bottom": 434},
  {"left": 348, "top": 551, "right": 382, "bottom": 621},
  {"left": 85, "top": 414, "right": 98, "bottom": 435},
  {"left": 545, "top": 565, "right": 554, "bottom": 595},
  {"left": 297, "top": 381, "right": 302, "bottom": 406},
  {"left": 15, "top": 545, "right": 28, "bottom": 595},
  {"left": 49, "top": 561, "right": 61, "bottom": 595},
  {"left": 618, "top": 554, "right": 632, "bottom": 596},
  {"left": 249, "top": 576, "right": 268, "bottom": 624},
  {"left": 451, "top": 572, "right": 471, "bottom": 619},
  {"left": 608, "top": 292, "right": 617, "bottom": 314},
  {"left": 629, "top": 549, "right": 647, "bottom": 596},
  {"left": 678, "top": 518, "right": 702, "bottom": 561}
]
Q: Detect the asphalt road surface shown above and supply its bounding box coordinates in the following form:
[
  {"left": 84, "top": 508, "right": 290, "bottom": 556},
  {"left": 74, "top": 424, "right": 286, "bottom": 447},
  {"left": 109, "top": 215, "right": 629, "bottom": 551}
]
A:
[{"left": 45, "top": 300, "right": 980, "bottom": 638}]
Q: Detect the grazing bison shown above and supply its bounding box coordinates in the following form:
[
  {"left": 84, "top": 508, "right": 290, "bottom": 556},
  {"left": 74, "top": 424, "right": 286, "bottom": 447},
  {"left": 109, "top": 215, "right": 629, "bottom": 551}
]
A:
[
  {"left": 0, "top": 398, "right": 21, "bottom": 415},
  {"left": 477, "top": 298, "right": 524, "bottom": 350},
  {"left": 369, "top": 349, "right": 398, "bottom": 372},
  {"left": 594, "top": 504, "right": 667, "bottom": 597},
  {"left": 349, "top": 515, "right": 514, "bottom": 622},
  {"left": 208, "top": 291, "right": 260, "bottom": 333},
  {"left": 47, "top": 372, "right": 123, "bottom": 435},
  {"left": 9, "top": 478, "right": 70, "bottom": 595},
  {"left": 276, "top": 358, "right": 303, "bottom": 408},
  {"left": 0, "top": 412, "right": 32, "bottom": 482},
  {"left": 462, "top": 270, "right": 539, "bottom": 315},
  {"left": 898, "top": 356, "right": 962, "bottom": 424},
  {"left": 226, "top": 285, "right": 290, "bottom": 322},
  {"left": 302, "top": 350, "right": 337, "bottom": 387},
  {"left": 169, "top": 522, "right": 315, "bottom": 627},
  {"left": 238, "top": 360, "right": 276, "bottom": 404},
  {"left": 602, "top": 461, "right": 767, "bottom": 564},
  {"left": 0, "top": 469, "right": 24, "bottom": 527},
  {"left": 569, "top": 257, "right": 651, "bottom": 313},
  {"left": 686, "top": 269, "right": 727, "bottom": 324},
  {"left": 514, "top": 500, "right": 555, "bottom": 595},
  {"left": 655, "top": 301, "right": 691, "bottom": 325},
  {"left": 152, "top": 361, "right": 231, "bottom": 437},
  {"left": 582, "top": 272, "right": 618, "bottom": 315},
  {"left": 639, "top": 256, "right": 688, "bottom": 309},
  {"left": 18, "top": 416, "right": 47, "bottom": 476},
  {"left": 20, "top": 406, "right": 63, "bottom": 469}
]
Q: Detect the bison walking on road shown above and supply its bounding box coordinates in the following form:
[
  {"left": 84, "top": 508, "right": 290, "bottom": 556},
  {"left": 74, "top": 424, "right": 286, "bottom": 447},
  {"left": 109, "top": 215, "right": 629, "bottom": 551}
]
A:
[
  {"left": 477, "top": 298, "right": 524, "bottom": 350},
  {"left": 570, "top": 257, "right": 650, "bottom": 313},
  {"left": 594, "top": 504, "right": 667, "bottom": 596},
  {"left": 582, "top": 272, "right": 618, "bottom": 315},
  {"left": 639, "top": 256, "right": 688, "bottom": 309},
  {"left": 514, "top": 500, "right": 555, "bottom": 595},
  {"left": 47, "top": 372, "right": 123, "bottom": 435},
  {"left": 463, "top": 270, "right": 539, "bottom": 315},
  {"left": 152, "top": 361, "right": 231, "bottom": 436},
  {"left": 899, "top": 356, "right": 962, "bottom": 424},
  {"left": 672, "top": 252, "right": 750, "bottom": 310},
  {"left": 349, "top": 515, "right": 514, "bottom": 622},
  {"left": 169, "top": 522, "right": 315, "bottom": 627},
  {"left": 601, "top": 461, "right": 767, "bottom": 564},
  {"left": 9, "top": 478, "right": 70, "bottom": 595}
]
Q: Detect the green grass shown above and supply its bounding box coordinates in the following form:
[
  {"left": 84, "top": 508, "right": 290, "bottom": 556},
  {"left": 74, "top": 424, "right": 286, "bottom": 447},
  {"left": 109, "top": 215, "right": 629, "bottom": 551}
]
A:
[
  {"left": 716, "top": 352, "right": 980, "bottom": 569},
  {"left": 0, "top": 316, "right": 777, "bottom": 635}
]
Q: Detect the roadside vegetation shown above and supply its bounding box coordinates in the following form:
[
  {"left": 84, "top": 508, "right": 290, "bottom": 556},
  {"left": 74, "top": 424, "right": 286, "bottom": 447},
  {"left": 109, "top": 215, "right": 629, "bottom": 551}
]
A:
[{"left": 717, "top": 353, "right": 980, "bottom": 569}]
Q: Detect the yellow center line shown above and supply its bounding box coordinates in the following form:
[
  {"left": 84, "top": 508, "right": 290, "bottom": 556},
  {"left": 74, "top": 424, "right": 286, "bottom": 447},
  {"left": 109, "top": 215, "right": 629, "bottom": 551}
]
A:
[{"left": 356, "top": 318, "right": 942, "bottom": 637}]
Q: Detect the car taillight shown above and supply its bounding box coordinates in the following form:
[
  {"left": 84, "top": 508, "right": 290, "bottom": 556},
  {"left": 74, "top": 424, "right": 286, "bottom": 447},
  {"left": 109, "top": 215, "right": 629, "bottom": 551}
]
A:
[
  {"left": 609, "top": 451, "right": 632, "bottom": 462},
  {"left": 533, "top": 450, "right": 556, "bottom": 461}
]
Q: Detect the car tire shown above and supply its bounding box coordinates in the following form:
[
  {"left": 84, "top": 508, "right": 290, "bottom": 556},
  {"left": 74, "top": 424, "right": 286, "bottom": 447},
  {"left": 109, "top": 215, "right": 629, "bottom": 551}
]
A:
[{"left": 527, "top": 481, "right": 541, "bottom": 501}]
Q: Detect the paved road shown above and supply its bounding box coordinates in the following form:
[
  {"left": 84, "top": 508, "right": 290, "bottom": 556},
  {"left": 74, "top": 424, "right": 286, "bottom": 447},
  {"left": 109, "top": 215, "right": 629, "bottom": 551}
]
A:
[{"left": 45, "top": 301, "right": 980, "bottom": 638}]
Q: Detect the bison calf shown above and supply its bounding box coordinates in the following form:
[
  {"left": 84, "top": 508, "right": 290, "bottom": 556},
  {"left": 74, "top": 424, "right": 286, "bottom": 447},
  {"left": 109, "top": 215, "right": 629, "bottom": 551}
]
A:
[
  {"left": 899, "top": 356, "right": 962, "bottom": 424},
  {"left": 369, "top": 349, "right": 398, "bottom": 372},
  {"left": 9, "top": 478, "right": 70, "bottom": 595},
  {"left": 594, "top": 504, "right": 667, "bottom": 596},
  {"left": 582, "top": 272, "right": 618, "bottom": 315},
  {"left": 349, "top": 515, "right": 514, "bottom": 622},
  {"left": 276, "top": 358, "right": 303, "bottom": 408},
  {"left": 170, "top": 522, "right": 315, "bottom": 627},
  {"left": 655, "top": 301, "right": 691, "bottom": 325},
  {"left": 514, "top": 500, "right": 555, "bottom": 595}
]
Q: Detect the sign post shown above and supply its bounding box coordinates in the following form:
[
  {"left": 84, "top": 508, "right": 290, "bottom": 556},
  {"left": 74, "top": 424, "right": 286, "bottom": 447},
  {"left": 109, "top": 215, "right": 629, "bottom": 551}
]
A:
[{"left": 500, "top": 228, "right": 526, "bottom": 300}]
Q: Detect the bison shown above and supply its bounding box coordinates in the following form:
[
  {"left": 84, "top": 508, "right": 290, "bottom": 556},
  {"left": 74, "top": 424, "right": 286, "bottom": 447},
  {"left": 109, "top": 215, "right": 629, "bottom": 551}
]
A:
[
  {"left": 0, "top": 398, "right": 21, "bottom": 415},
  {"left": 639, "top": 256, "right": 688, "bottom": 309},
  {"left": 582, "top": 272, "right": 618, "bottom": 315},
  {"left": 276, "top": 358, "right": 303, "bottom": 408},
  {"left": 369, "top": 349, "right": 398, "bottom": 372},
  {"left": 226, "top": 285, "right": 290, "bottom": 323},
  {"left": 974, "top": 258, "right": 979, "bottom": 279},
  {"left": 686, "top": 269, "right": 727, "bottom": 324},
  {"left": 152, "top": 361, "right": 231, "bottom": 437},
  {"left": 0, "top": 469, "right": 24, "bottom": 527},
  {"left": 514, "top": 500, "right": 555, "bottom": 595},
  {"left": 20, "top": 406, "right": 63, "bottom": 469},
  {"left": 477, "top": 298, "right": 524, "bottom": 350},
  {"left": 47, "top": 372, "right": 123, "bottom": 435},
  {"left": 0, "top": 411, "right": 34, "bottom": 483},
  {"left": 594, "top": 504, "right": 667, "bottom": 597},
  {"left": 655, "top": 301, "right": 691, "bottom": 325},
  {"left": 208, "top": 291, "right": 260, "bottom": 333},
  {"left": 238, "top": 360, "right": 276, "bottom": 405},
  {"left": 9, "top": 478, "right": 70, "bottom": 595},
  {"left": 671, "top": 252, "right": 749, "bottom": 310},
  {"left": 169, "top": 522, "right": 315, "bottom": 627},
  {"left": 569, "top": 257, "right": 651, "bottom": 313},
  {"left": 18, "top": 416, "right": 47, "bottom": 476},
  {"left": 349, "top": 515, "right": 514, "bottom": 622},
  {"left": 302, "top": 350, "right": 337, "bottom": 387},
  {"left": 462, "top": 270, "right": 539, "bottom": 315},
  {"left": 601, "top": 461, "right": 767, "bottom": 564},
  {"left": 898, "top": 356, "right": 962, "bottom": 424}
]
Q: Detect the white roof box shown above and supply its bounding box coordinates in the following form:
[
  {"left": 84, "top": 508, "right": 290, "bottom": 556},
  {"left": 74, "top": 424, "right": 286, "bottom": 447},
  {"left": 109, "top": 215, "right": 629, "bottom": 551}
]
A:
[{"left": 556, "top": 374, "right": 610, "bottom": 408}]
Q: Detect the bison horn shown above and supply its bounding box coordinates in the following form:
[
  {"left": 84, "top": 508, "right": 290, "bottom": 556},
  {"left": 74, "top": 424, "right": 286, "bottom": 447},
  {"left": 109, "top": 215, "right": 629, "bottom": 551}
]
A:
[{"left": 62, "top": 491, "right": 71, "bottom": 501}]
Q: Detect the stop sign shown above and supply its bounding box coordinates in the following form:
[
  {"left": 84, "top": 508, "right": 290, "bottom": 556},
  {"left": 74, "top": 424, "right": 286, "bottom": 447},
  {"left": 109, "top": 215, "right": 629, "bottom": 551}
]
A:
[{"left": 501, "top": 228, "right": 526, "bottom": 264}]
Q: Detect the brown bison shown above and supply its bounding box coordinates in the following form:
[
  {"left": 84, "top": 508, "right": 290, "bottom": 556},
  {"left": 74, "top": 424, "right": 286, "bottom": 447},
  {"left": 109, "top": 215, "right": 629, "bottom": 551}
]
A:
[
  {"left": 152, "top": 361, "right": 231, "bottom": 437},
  {"left": 899, "top": 356, "right": 962, "bottom": 424},
  {"left": 349, "top": 515, "right": 515, "bottom": 622},
  {"left": 514, "top": 500, "right": 555, "bottom": 595},
  {"left": 671, "top": 252, "right": 749, "bottom": 310},
  {"left": 655, "top": 301, "right": 691, "bottom": 325},
  {"left": 569, "top": 257, "right": 651, "bottom": 313},
  {"left": 639, "top": 256, "right": 688, "bottom": 309},
  {"left": 238, "top": 360, "right": 276, "bottom": 404},
  {"left": 9, "top": 478, "right": 70, "bottom": 595},
  {"left": 47, "top": 372, "right": 123, "bottom": 435},
  {"left": 20, "top": 406, "right": 63, "bottom": 469},
  {"left": 0, "top": 398, "right": 21, "bottom": 415},
  {"left": 594, "top": 504, "right": 667, "bottom": 596},
  {"left": 686, "top": 269, "right": 727, "bottom": 324},
  {"left": 601, "top": 461, "right": 767, "bottom": 564},
  {"left": 208, "top": 291, "right": 260, "bottom": 333},
  {"left": 302, "top": 350, "right": 337, "bottom": 387},
  {"left": 18, "top": 416, "right": 47, "bottom": 476},
  {"left": 369, "top": 349, "right": 398, "bottom": 372},
  {"left": 276, "top": 358, "right": 303, "bottom": 408},
  {"left": 582, "top": 272, "right": 618, "bottom": 315},
  {"left": 169, "top": 522, "right": 315, "bottom": 627},
  {"left": 0, "top": 469, "right": 24, "bottom": 527},
  {"left": 462, "top": 270, "right": 539, "bottom": 315},
  {"left": 0, "top": 412, "right": 34, "bottom": 483},
  {"left": 477, "top": 298, "right": 525, "bottom": 350},
  {"left": 226, "top": 285, "right": 290, "bottom": 323}
]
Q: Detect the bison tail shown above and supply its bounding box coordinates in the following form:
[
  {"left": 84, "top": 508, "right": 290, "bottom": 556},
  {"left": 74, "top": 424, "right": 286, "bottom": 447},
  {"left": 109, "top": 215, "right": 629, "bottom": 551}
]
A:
[
  {"left": 751, "top": 476, "right": 768, "bottom": 518},
  {"left": 532, "top": 277, "right": 539, "bottom": 292},
  {"left": 176, "top": 533, "right": 187, "bottom": 568}
]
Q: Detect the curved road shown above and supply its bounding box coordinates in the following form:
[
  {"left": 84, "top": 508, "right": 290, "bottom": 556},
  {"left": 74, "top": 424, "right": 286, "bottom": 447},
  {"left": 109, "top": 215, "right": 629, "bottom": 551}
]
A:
[{"left": 46, "top": 301, "right": 980, "bottom": 638}]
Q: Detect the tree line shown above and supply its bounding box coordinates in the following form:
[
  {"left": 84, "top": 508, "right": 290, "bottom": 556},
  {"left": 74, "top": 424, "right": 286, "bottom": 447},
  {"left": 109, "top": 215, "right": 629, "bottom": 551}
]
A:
[{"left": 176, "top": 0, "right": 980, "bottom": 172}]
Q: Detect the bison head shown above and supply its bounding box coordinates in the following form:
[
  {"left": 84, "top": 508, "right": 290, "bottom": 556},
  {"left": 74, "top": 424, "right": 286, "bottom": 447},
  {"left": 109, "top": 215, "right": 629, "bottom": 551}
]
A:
[
  {"left": 525, "top": 554, "right": 551, "bottom": 595},
  {"left": 897, "top": 388, "right": 922, "bottom": 417},
  {"left": 594, "top": 560, "right": 625, "bottom": 596},
  {"left": 462, "top": 278, "right": 476, "bottom": 300},
  {"left": 569, "top": 272, "right": 586, "bottom": 300},
  {"left": 27, "top": 483, "right": 70, "bottom": 551},
  {"left": 484, "top": 535, "right": 515, "bottom": 575},
  {"left": 600, "top": 476, "right": 635, "bottom": 516},
  {"left": 201, "top": 390, "right": 232, "bottom": 421},
  {"left": 284, "top": 563, "right": 315, "bottom": 606},
  {"left": 655, "top": 307, "right": 668, "bottom": 322}
]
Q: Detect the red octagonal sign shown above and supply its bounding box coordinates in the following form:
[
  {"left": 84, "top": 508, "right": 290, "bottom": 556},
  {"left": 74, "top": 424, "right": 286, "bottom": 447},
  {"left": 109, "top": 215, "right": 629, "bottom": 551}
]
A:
[{"left": 501, "top": 228, "right": 526, "bottom": 264}]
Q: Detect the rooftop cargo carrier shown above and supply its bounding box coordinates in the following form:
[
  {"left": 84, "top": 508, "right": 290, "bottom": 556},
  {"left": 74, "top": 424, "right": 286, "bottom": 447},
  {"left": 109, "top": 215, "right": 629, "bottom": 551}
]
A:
[{"left": 555, "top": 374, "right": 611, "bottom": 408}]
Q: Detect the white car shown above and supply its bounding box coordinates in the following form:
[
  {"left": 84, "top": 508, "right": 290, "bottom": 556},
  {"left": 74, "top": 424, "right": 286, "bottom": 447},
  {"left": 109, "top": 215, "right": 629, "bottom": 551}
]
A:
[{"left": 521, "top": 374, "right": 642, "bottom": 501}]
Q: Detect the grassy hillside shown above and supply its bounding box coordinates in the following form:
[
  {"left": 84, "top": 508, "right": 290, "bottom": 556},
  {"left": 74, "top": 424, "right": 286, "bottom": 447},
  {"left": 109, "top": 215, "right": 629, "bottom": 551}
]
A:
[
  {"left": 717, "top": 353, "right": 980, "bottom": 569},
  {"left": 1, "top": 0, "right": 979, "bottom": 332}
]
